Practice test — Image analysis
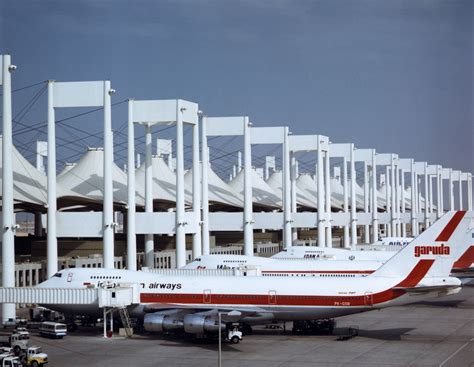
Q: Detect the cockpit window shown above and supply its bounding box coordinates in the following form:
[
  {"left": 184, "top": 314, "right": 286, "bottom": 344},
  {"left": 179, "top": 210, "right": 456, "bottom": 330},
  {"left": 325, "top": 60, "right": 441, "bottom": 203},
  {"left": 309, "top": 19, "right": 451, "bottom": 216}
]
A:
[{"left": 53, "top": 273, "right": 62, "bottom": 278}]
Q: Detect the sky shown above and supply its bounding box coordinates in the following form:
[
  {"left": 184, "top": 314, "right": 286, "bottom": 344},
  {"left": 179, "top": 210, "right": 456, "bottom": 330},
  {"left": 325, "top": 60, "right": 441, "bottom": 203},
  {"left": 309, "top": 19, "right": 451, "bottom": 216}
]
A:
[{"left": 0, "top": 0, "right": 472, "bottom": 177}]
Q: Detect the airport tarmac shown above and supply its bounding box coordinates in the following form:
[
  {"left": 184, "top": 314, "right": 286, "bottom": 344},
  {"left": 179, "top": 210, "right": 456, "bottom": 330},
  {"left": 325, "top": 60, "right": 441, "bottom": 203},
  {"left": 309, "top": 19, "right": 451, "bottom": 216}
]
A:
[{"left": 16, "top": 283, "right": 474, "bottom": 367}]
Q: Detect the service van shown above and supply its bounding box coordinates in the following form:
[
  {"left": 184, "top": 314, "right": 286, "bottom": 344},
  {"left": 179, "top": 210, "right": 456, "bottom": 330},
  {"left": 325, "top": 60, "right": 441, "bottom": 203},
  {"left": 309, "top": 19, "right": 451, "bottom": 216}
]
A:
[{"left": 38, "top": 322, "right": 67, "bottom": 339}]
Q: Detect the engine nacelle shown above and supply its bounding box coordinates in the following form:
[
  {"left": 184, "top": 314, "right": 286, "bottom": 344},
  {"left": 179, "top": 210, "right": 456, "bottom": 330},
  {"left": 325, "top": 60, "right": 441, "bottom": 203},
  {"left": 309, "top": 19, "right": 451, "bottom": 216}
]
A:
[
  {"left": 144, "top": 312, "right": 184, "bottom": 333},
  {"left": 183, "top": 314, "right": 225, "bottom": 334}
]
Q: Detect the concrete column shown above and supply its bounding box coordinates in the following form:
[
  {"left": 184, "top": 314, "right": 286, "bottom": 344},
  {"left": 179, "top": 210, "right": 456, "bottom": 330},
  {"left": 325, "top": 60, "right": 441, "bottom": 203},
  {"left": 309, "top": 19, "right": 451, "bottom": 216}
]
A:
[
  {"left": 424, "top": 165, "right": 429, "bottom": 229},
  {"left": 2, "top": 55, "right": 16, "bottom": 322},
  {"left": 363, "top": 162, "right": 369, "bottom": 243},
  {"left": 395, "top": 164, "right": 401, "bottom": 236},
  {"left": 237, "top": 151, "right": 242, "bottom": 173},
  {"left": 343, "top": 158, "right": 349, "bottom": 248},
  {"left": 371, "top": 152, "right": 378, "bottom": 243},
  {"left": 449, "top": 169, "right": 454, "bottom": 211},
  {"left": 400, "top": 170, "right": 406, "bottom": 237},
  {"left": 144, "top": 124, "right": 154, "bottom": 268},
  {"left": 317, "top": 140, "right": 325, "bottom": 247},
  {"left": 282, "top": 127, "right": 292, "bottom": 249},
  {"left": 243, "top": 117, "right": 254, "bottom": 256},
  {"left": 390, "top": 160, "right": 396, "bottom": 236},
  {"left": 102, "top": 81, "right": 114, "bottom": 269},
  {"left": 290, "top": 154, "right": 298, "bottom": 245},
  {"left": 468, "top": 174, "right": 472, "bottom": 210},
  {"left": 201, "top": 116, "right": 210, "bottom": 255},
  {"left": 410, "top": 162, "right": 417, "bottom": 237},
  {"left": 385, "top": 167, "right": 391, "bottom": 236},
  {"left": 127, "top": 100, "right": 137, "bottom": 271},
  {"left": 325, "top": 151, "right": 332, "bottom": 247},
  {"left": 437, "top": 169, "right": 442, "bottom": 218},
  {"left": 428, "top": 175, "right": 433, "bottom": 216},
  {"left": 350, "top": 146, "right": 357, "bottom": 248},
  {"left": 191, "top": 122, "right": 202, "bottom": 259},
  {"left": 175, "top": 101, "right": 186, "bottom": 268},
  {"left": 46, "top": 80, "right": 58, "bottom": 278}
]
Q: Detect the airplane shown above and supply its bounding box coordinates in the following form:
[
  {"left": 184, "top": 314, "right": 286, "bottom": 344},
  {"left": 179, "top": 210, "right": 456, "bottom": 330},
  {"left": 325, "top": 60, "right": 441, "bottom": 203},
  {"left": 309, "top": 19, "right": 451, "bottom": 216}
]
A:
[
  {"left": 183, "top": 254, "right": 383, "bottom": 277},
  {"left": 375, "top": 236, "right": 413, "bottom": 247},
  {"left": 272, "top": 246, "right": 399, "bottom": 261},
  {"left": 36, "top": 211, "right": 472, "bottom": 341},
  {"left": 184, "top": 246, "right": 474, "bottom": 278}
]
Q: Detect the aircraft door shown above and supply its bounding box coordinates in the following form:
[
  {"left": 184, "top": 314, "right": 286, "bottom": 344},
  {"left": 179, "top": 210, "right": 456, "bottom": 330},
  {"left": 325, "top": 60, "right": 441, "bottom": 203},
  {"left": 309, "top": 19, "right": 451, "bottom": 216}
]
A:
[
  {"left": 364, "top": 292, "right": 373, "bottom": 306},
  {"left": 268, "top": 290, "right": 277, "bottom": 305},
  {"left": 203, "top": 289, "right": 211, "bottom": 304}
]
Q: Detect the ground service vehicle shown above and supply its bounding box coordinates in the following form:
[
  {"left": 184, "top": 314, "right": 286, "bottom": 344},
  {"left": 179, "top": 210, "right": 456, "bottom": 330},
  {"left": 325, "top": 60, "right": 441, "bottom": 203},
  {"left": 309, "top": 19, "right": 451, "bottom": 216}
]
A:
[
  {"left": 22, "top": 347, "right": 48, "bottom": 367},
  {"left": 0, "top": 332, "right": 29, "bottom": 355},
  {"left": 39, "top": 322, "right": 67, "bottom": 339},
  {"left": 0, "top": 352, "right": 21, "bottom": 367}
]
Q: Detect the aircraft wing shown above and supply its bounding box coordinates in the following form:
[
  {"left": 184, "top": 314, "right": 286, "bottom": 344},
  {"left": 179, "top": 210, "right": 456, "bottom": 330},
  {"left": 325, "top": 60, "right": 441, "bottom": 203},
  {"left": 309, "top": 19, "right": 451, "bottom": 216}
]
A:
[{"left": 143, "top": 303, "right": 268, "bottom": 320}]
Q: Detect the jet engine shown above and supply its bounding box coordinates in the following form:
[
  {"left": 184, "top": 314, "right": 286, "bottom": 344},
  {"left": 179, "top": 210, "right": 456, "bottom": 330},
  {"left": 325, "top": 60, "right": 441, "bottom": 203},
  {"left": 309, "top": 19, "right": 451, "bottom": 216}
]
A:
[
  {"left": 183, "top": 314, "right": 225, "bottom": 334},
  {"left": 144, "top": 312, "right": 184, "bottom": 333}
]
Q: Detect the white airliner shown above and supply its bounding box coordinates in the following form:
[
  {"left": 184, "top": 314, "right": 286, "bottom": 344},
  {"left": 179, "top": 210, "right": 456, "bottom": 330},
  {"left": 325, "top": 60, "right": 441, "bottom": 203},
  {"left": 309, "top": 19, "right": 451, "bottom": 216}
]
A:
[
  {"left": 269, "top": 237, "right": 413, "bottom": 262},
  {"left": 37, "top": 211, "right": 471, "bottom": 339},
  {"left": 272, "top": 244, "right": 404, "bottom": 261},
  {"left": 183, "top": 255, "right": 383, "bottom": 277}
]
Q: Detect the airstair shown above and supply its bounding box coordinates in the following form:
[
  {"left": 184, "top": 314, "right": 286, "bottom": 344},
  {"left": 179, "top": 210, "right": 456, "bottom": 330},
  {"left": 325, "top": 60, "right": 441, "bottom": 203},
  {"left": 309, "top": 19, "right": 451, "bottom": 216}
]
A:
[{"left": 118, "top": 307, "right": 133, "bottom": 337}]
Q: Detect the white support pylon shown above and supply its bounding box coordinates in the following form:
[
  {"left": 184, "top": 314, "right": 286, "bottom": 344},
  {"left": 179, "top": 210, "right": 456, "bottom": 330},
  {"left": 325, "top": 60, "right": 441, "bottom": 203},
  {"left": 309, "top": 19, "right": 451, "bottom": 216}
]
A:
[
  {"left": 290, "top": 154, "right": 297, "bottom": 245},
  {"left": 385, "top": 166, "right": 391, "bottom": 236},
  {"left": 437, "top": 168, "right": 442, "bottom": 219},
  {"left": 191, "top": 120, "right": 202, "bottom": 259},
  {"left": 395, "top": 163, "right": 401, "bottom": 236},
  {"left": 350, "top": 145, "right": 357, "bottom": 248},
  {"left": 237, "top": 151, "right": 242, "bottom": 173},
  {"left": 371, "top": 151, "right": 378, "bottom": 243},
  {"left": 400, "top": 169, "right": 406, "bottom": 237},
  {"left": 144, "top": 124, "right": 154, "bottom": 268},
  {"left": 46, "top": 80, "right": 58, "bottom": 278},
  {"left": 102, "top": 81, "right": 115, "bottom": 269},
  {"left": 390, "top": 159, "right": 396, "bottom": 236},
  {"left": 243, "top": 117, "right": 254, "bottom": 256},
  {"left": 343, "top": 158, "right": 349, "bottom": 248},
  {"left": 175, "top": 101, "right": 186, "bottom": 268},
  {"left": 126, "top": 99, "right": 137, "bottom": 271},
  {"left": 467, "top": 173, "right": 472, "bottom": 210},
  {"left": 424, "top": 165, "right": 429, "bottom": 229},
  {"left": 201, "top": 115, "right": 210, "bottom": 255},
  {"left": 410, "top": 161, "right": 417, "bottom": 237},
  {"left": 325, "top": 150, "right": 332, "bottom": 248},
  {"left": 449, "top": 169, "right": 454, "bottom": 211},
  {"left": 317, "top": 140, "right": 325, "bottom": 247},
  {"left": 1, "top": 54, "right": 16, "bottom": 322},
  {"left": 363, "top": 162, "right": 370, "bottom": 243},
  {"left": 282, "top": 127, "right": 292, "bottom": 249}
]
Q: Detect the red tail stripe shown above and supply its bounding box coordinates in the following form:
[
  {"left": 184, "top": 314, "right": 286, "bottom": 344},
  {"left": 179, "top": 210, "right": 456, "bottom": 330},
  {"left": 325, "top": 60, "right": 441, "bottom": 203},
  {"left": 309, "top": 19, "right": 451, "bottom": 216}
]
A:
[
  {"left": 435, "top": 211, "right": 466, "bottom": 242},
  {"left": 395, "top": 259, "right": 434, "bottom": 288},
  {"left": 452, "top": 246, "right": 474, "bottom": 270}
]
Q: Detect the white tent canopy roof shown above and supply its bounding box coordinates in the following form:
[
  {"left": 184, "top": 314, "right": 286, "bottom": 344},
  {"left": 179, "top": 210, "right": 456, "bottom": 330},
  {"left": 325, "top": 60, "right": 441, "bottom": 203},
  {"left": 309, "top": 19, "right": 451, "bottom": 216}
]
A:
[
  {"left": 57, "top": 148, "right": 144, "bottom": 206},
  {"left": 185, "top": 166, "right": 243, "bottom": 208},
  {"left": 0, "top": 136, "right": 90, "bottom": 209},
  {"left": 330, "top": 178, "right": 364, "bottom": 209},
  {"left": 135, "top": 155, "right": 180, "bottom": 205},
  {"left": 267, "top": 171, "right": 317, "bottom": 209},
  {"left": 229, "top": 168, "right": 281, "bottom": 209},
  {"left": 296, "top": 174, "right": 344, "bottom": 210}
]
